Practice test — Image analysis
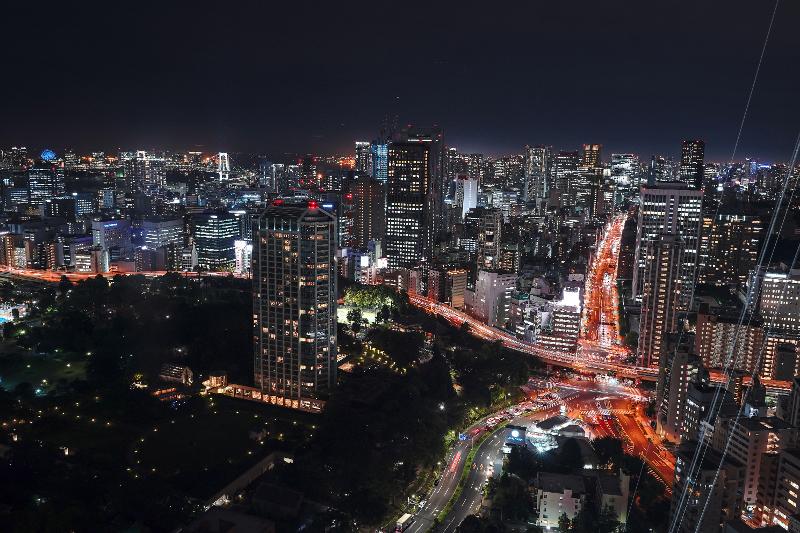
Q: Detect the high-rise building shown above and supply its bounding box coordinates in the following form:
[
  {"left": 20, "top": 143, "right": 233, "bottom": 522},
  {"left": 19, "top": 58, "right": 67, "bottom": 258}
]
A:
[
  {"left": 710, "top": 416, "right": 797, "bottom": 507},
  {"left": 446, "top": 268, "right": 468, "bottom": 309},
  {"left": 638, "top": 235, "right": 683, "bottom": 368},
  {"left": 655, "top": 335, "right": 703, "bottom": 443},
  {"left": 370, "top": 142, "right": 388, "bottom": 182},
  {"left": 350, "top": 177, "right": 384, "bottom": 249},
  {"left": 125, "top": 150, "right": 166, "bottom": 191},
  {"left": 610, "top": 153, "right": 640, "bottom": 193},
  {"left": 580, "top": 143, "right": 602, "bottom": 169},
  {"left": 253, "top": 200, "right": 337, "bottom": 412},
  {"left": 679, "top": 139, "right": 705, "bottom": 189},
  {"left": 355, "top": 141, "right": 371, "bottom": 174},
  {"left": 27, "top": 160, "right": 65, "bottom": 207},
  {"left": 477, "top": 208, "right": 503, "bottom": 271},
  {"left": 632, "top": 182, "right": 703, "bottom": 308},
  {"left": 454, "top": 174, "right": 478, "bottom": 220},
  {"left": 142, "top": 218, "right": 184, "bottom": 250},
  {"left": 554, "top": 151, "right": 579, "bottom": 207},
  {"left": 217, "top": 152, "right": 230, "bottom": 181},
  {"left": 695, "top": 306, "right": 764, "bottom": 375},
  {"left": 193, "top": 212, "right": 238, "bottom": 271},
  {"left": 471, "top": 270, "right": 517, "bottom": 327},
  {"left": 698, "top": 214, "right": 763, "bottom": 289},
  {"left": 749, "top": 269, "right": 800, "bottom": 335},
  {"left": 756, "top": 447, "right": 800, "bottom": 529},
  {"left": 523, "top": 145, "right": 552, "bottom": 204},
  {"left": 670, "top": 442, "right": 744, "bottom": 533},
  {"left": 385, "top": 142, "right": 429, "bottom": 268},
  {"left": 91, "top": 219, "right": 133, "bottom": 256}
]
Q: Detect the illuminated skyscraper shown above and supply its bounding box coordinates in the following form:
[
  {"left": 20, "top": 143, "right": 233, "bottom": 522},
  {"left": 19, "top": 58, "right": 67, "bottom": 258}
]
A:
[
  {"left": 385, "top": 142, "right": 429, "bottom": 268},
  {"left": 370, "top": 142, "right": 388, "bottom": 182},
  {"left": 638, "top": 234, "right": 683, "bottom": 368},
  {"left": 679, "top": 139, "right": 705, "bottom": 189},
  {"left": 580, "top": 143, "right": 602, "bottom": 169},
  {"left": 633, "top": 182, "right": 703, "bottom": 308},
  {"left": 523, "top": 145, "right": 552, "bottom": 204},
  {"left": 253, "top": 200, "right": 337, "bottom": 412},
  {"left": 477, "top": 208, "right": 503, "bottom": 271},
  {"left": 454, "top": 174, "right": 478, "bottom": 220},
  {"left": 27, "top": 159, "right": 65, "bottom": 207},
  {"left": 217, "top": 152, "right": 230, "bottom": 181},
  {"left": 350, "top": 176, "right": 384, "bottom": 248},
  {"left": 354, "top": 141, "right": 371, "bottom": 174},
  {"left": 193, "top": 212, "right": 238, "bottom": 271},
  {"left": 124, "top": 150, "right": 166, "bottom": 191},
  {"left": 553, "top": 150, "right": 579, "bottom": 207}
]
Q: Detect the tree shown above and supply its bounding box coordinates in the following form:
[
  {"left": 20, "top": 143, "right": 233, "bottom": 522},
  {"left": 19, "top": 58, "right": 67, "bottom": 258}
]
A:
[
  {"left": 593, "top": 437, "right": 624, "bottom": 468},
  {"left": 558, "top": 513, "right": 571, "bottom": 532},
  {"left": 346, "top": 308, "right": 363, "bottom": 332},
  {"left": 597, "top": 504, "right": 621, "bottom": 533},
  {"left": 557, "top": 438, "right": 584, "bottom": 470},
  {"left": 377, "top": 305, "right": 391, "bottom": 323}
]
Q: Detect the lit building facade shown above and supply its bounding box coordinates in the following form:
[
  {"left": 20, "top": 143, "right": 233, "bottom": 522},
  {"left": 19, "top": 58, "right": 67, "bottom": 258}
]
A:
[
  {"left": 633, "top": 182, "right": 703, "bottom": 308},
  {"left": 253, "top": 200, "right": 337, "bottom": 412}
]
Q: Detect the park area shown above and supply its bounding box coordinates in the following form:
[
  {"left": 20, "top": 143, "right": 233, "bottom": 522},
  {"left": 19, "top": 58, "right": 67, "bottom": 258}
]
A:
[{"left": 0, "top": 340, "right": 87, "bottom": 394}]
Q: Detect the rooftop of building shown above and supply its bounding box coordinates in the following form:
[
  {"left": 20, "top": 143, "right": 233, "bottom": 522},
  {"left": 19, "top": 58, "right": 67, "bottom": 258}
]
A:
[
  {"left": 535, "top": 472, "right": 586, "bottom": 495},
  {"left": 735, "top": 416, "right": 794, "bottom": 432}
]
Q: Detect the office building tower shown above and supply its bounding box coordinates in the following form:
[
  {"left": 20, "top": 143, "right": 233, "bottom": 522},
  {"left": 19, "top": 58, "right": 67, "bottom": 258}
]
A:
[
  {"left": 350, "top": 177, "right": 384, "bottom": 249},
  {"left": 44, "top": 196, "right": 78, "bottom": 221},
  {"left": 253, "top": 200, "right": 337, "bottom": 412},
  {"left": 385, "top": 142, "right": 429, "bottom": 268},
  {"left": 370, "top": 142, "right": 388, "bottom": 182},
  {"left": 580, "top": 143, "right": 602, "bottom": 169},
  {"left": 679, "top": 139, "right": 705, "bottom": 189},
  {"left": 124, "top": 150, "right": 166, "bottom": 192},
  {"left": 698, "top": 214, "right": 763, "bottom": 289},
  {"left": 695, "top": 305, "right": 764, "bottom": 375},
  {"left": 91, "top": 219, "right": 133, "bottom": 255},
  {"left": 217, "top": 152, "right": 230, "bottom": 181},
  {"left": 632, "top": 182, "right": 703, "bottom": 308},
  {"left": 610, "top": 153, "right": 640, "bottom": 192},
  {"left": 258, "top": 158, "right": 274, "bottom": 190},
  {"left": 553, "top": 150, "right": 579, "bottom": 207},
  {"left": 193, "top": 212, "right": 238, "bottom": 271},
  {"left": 471, "top": 270, "right": 517, "bottom": 327},
  {"left": 749, "top": 269, "right": 800, "bottom": 335},
  {"left": 670, "top": 442, "right": 744, "bottom": 533},
  {"left": 710, "top": 416, "right": 797, "bottom": 507},
  {"left": 454, "top": 174, "right": 478, "bottom": 220},
  {"left": 27, "top": 160, "right": 65, "bottom": 207},
  {"left": 142, "top": 218, "right": 184, "bottom": 250},
  {"left": 756, "top": 447, "right": 800, "bottom": 529},
  {"left": 650, "top": 155, "right": 677, "bottom": 184},
  {"left": 638, "top": 235, "right": 683, "bottom": 368},
  {"left": 355, "top": 141, "right": 371, "bottom": 174},
  {"left": 477, "top": 208, "right": 503, "bottom": 271},
  {"left": 446, "top": 268, "right": 468, "bottom": 309},
  {"left": 523, "top": 145, "right": 552, "bottom": 204},
  {"left": 682, "top": 381, "right": 738, "bottom": 443},
  {"left": 655, "top": 335, "right": 703, "bottom": 443}
]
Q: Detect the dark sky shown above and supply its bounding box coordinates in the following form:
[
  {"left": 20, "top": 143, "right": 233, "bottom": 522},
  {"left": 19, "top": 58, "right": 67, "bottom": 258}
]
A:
[{"left": 3, "top": 1, "right": 799, "bottom": 161}]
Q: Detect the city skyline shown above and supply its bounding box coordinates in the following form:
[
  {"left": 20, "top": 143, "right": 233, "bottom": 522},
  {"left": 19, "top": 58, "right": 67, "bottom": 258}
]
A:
[{"left": 3, "top": 2, "right": 800, "bottom": 160}]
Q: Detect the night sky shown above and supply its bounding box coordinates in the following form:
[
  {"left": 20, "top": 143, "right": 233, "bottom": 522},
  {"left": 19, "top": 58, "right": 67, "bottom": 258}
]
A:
[{"left": 3, "top": 1, "right": 799, "bottom": 161}]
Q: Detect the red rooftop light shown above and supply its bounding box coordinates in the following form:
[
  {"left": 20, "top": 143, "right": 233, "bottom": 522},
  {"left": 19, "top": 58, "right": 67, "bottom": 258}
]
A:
[
  {"left": 307, "top": 200, "right": 319, "bottom": 209},
  {"left": 272, "top": 199, "right": 284, "bottom": 206}
]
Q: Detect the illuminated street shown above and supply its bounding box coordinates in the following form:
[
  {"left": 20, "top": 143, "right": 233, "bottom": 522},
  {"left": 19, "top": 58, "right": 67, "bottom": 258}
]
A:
[{"left": 582, "top": 213, "right": 627, "bottom": 352}]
